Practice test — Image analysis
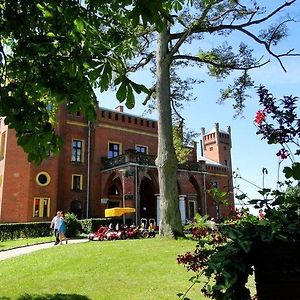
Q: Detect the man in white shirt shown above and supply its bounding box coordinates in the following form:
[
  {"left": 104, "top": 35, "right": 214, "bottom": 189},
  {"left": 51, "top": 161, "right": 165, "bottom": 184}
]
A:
[{"left": 50, "top": 211, "right": 61, "bottom": 245}]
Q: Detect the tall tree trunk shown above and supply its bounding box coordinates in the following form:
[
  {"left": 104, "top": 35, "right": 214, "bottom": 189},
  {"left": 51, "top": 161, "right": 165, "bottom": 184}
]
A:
[{"left": 156, "top": 24, "right": 183, "bottom": 238}]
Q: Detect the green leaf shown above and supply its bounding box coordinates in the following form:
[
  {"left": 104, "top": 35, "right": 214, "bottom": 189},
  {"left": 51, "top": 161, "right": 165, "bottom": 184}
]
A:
[
  {"left": 46, "top": 32, "right": 55, "bottom": 38},
  {"left": 36, "top": 3, "right": 44, "bottom": 11},
  {"left": 99, "top": 63, "right": 112, "bottom": 92},
  {"left": 173, "top": 0, "right": 183, "bottom": 12},
  {"left": 126, "top": 85, "right": 135, "bottom": 109},
  {"left": 248, "top": 199, "right": 261, "bottom": 204},
  {"left": 284, "top": 163, "right": 300, "bottom": 180},
  {"left": 130, "top": 82, "right": 149, "bottom": 95},
  {"left": 227, "top": 228, "right": 238, "bottom": 240},
  {"left": 74, "top": 18, "right": 85, "bottom": 33},
  {"left": 116, "top": 82, "right": 127, "bottom": 102},
  {"left": 258, "top": 188, "right": 271, "bottom": 196},
  {"left": 283, "top": 166, "right": 293, "bottom": 179}
]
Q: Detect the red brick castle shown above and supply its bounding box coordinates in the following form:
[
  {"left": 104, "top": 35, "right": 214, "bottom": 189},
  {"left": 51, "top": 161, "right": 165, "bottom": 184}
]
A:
[{"left": 0, "top": 104, "right": 234, "bottom": 224}]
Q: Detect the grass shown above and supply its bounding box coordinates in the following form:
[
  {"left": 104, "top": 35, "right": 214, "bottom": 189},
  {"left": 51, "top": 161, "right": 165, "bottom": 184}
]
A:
[
  {"left": 0, "top": 237, "right": 205, "bottom": 300},
  {"left": 0, "top": 237, "right": 55, "bottom": 251}
]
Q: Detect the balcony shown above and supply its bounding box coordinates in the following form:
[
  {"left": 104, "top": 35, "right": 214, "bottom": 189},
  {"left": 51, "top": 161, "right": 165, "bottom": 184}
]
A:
[
  {"left": 101, "top": 150, "right": 156, "bottom": 170},
  {"left": 101, "top": 149, "right": 206, "bottom": 172},
  {"left": 178, "top": 160, "right": 206, "bottom": 172}
]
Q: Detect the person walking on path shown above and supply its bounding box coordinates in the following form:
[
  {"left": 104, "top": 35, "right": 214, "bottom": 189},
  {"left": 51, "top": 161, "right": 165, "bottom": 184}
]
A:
[
  {"left": 50, "top": 211, "right": 61, "bottom": 245},
  {"left": 58, "top": 211, "right": 68, "bottom": 245}
]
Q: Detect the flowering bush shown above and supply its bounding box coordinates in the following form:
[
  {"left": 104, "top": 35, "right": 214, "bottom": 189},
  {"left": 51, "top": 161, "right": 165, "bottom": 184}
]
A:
[
  {"left": 177, "top": 87, "right": 300, "bottom": 300},
  {"left": 255, "top": 86, "right": 300, "bottom": 180},
  {"left": 178, "top": 209, "right": 257, "bottom": 299}
]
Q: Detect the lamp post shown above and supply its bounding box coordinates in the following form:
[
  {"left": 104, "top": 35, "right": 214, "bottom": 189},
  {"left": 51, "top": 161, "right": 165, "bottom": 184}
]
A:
[{"left": 119, "top": 168, "right": 127, "bottom": 225}]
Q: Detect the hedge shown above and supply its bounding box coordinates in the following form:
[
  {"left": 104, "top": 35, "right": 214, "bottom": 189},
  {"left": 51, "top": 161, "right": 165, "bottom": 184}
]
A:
[
  {"left": 0, "top": 217, "right": 123, "bottom": 241},
  {"left": 0, "top": 222, "right": 52, "bottom": 241}
]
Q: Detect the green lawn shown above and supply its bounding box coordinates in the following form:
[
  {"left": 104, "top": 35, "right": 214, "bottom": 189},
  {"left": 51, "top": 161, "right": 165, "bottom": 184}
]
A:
[
  {"left": 0, "top": 238, "right": 206, "bottom": 300},
  {"left": 0, "top": 237, "right": 55, "bottom": 251}
]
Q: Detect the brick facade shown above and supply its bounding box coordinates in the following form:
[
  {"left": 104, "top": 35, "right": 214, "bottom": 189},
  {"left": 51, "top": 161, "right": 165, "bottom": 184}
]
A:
[{"left": 0, "top": 107, "right": 234, "bottom": 224}]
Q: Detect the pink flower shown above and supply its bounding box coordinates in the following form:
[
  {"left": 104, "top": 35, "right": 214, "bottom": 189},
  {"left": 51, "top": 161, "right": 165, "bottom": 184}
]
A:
[
  {"left": 254, "top": 110, "right": 266, "bottom": 125},
  {"left": 276, "top": 148, "right": 289, "bottom": 160}
]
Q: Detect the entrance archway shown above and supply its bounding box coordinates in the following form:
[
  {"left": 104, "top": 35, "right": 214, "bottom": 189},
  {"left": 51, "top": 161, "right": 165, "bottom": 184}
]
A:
[{"left": 139, "top": 177, "right": 156, "bottom": 221}]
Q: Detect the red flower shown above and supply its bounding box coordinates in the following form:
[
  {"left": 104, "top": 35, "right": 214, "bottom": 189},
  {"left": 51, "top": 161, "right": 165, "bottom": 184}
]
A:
[
  {"left": 276, "top": 148, "right": 289, "bottom": 160},
  {"left": 254, "top": 110, "right": 266, "bottom": 125}
]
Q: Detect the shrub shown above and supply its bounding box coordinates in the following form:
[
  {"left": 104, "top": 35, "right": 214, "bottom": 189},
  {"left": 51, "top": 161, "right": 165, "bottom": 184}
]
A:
[
  {"left": 79, "top": 217, "right": 123, "bottom": 234},
  {"left": 65, "top": 213, "right": 81, "bottom": 237},
  {"left": 0, "top": 222, "right": 52, "bottom": 241}
]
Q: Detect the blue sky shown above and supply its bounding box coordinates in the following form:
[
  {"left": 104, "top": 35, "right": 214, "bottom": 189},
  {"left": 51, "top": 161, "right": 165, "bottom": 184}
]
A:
[{"left": 97, "top": 2, "right": 300, "bottom": 214}]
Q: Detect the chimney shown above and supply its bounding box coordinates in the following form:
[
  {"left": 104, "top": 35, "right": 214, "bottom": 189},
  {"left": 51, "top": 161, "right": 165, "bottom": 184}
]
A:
[{"left": 115, "top": 105, "right": 124, "bottom": 113}]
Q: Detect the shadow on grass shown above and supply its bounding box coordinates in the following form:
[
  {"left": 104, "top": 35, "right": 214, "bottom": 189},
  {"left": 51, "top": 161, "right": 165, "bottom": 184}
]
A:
[{"left": 0, "top": 294, "right": 91, "bottom": 300}]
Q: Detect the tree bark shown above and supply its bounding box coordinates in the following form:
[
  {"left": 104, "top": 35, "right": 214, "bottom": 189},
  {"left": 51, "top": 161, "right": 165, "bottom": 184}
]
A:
[{"left": 156, "top": 23, "right": 183, "bottom": 238}]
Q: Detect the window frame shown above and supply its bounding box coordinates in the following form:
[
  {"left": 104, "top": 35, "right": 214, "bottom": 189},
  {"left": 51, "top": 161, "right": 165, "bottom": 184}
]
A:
[
  {"left": 72, "top": 138, "right": 84, "bottom": 163},
  {"left": 33, "top": 197, "right": 50, "bottom": 218},
  {"left": 135, "top": 145, "right": 148, "bottom": 154},
  {"left": 72, "top": 174, "right": 83, "bottom": 191},
  {"left": 36, "top": 171, "right": 51, "bottom": 186},
  {"left": 108, "top": 141, "right": 122, "bottom": 158}
]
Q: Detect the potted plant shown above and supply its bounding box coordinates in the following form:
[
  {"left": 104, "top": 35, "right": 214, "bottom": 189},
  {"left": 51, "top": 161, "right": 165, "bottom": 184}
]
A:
[{"left": 177, "top": 87, "right": 300, "bottom": 300}]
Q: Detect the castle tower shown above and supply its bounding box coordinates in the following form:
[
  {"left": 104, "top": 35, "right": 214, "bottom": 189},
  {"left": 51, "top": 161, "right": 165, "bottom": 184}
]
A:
[{"left": 201, "top": 123, "right": 232, "bottom": 170}]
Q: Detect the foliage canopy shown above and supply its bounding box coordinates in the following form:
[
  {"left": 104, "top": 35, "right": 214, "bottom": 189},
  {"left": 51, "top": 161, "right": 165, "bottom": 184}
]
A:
[{"left": 1, "top": 1, "right": 298, "bottom": 166}]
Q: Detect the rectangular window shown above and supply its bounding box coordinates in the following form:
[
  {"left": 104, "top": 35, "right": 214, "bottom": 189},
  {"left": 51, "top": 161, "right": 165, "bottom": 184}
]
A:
[
  {"left": 33, "top": 197, "right": 50, "bottom": 218},
  {"left": 72, "top": 174, "right": 83, "bottom": 191},
  {"left": 108, "top": 142, "right": 121, "bottom": 158},
  {"left": 72, "top": 139, "right": 84, "bottom": 163},
  {"left": 136, "top": 145, "right": 147, "bottom": 154}
]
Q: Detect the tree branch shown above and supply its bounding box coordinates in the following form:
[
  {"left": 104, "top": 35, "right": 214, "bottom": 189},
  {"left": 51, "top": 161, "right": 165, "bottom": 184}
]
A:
[
  {"left": 171, "top": 98, "right": 185, "bottom": 125},
  {"left": 237, "top": 23, "right": 300, "bottom": 72},
  {"left": 173, "top": 54, "right": 270, "bottom": 70},
  {"left": 142, "top": 84, "right": 156, "bottom": 105},
  {"left": 171, "top": 1, "right": 296, "bottom": 39},
  {"left": 243, "top": 0, "right": 296, "bottom": 27},
  {"left": 127, "top": 52, "right": 154, "bottom": 73},
  {"left": 169, "top": 2, "right": 213, "bottom": 56}
]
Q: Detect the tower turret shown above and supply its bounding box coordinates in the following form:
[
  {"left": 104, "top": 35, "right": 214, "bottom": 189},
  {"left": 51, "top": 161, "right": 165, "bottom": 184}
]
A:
[{"left": 202, "top": 123, "right": 232, "bottom": 169}]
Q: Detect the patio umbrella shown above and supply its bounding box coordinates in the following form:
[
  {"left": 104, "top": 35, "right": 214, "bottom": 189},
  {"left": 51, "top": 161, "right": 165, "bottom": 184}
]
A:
[{"left": 105, "top": 207, "right": 136, "bottom": 217}]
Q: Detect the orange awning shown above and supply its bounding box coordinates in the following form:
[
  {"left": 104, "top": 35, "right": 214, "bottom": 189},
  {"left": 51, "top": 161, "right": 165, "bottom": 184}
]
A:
[{"left": 105, "top": 207, "right": 136, "bottom": 217}]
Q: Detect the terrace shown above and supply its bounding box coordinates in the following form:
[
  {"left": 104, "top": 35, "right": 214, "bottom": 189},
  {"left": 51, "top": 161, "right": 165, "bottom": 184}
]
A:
[{"left": 101, "top": 149, "right": 206, "bottom": 172}]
